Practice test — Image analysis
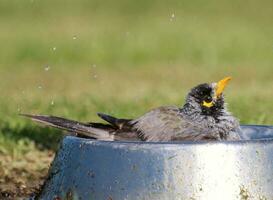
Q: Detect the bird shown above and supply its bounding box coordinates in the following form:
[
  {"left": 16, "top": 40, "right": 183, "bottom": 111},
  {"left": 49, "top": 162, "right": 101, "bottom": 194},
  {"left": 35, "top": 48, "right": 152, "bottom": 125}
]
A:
[{"left": 21, "top": 77, "right": 244, "bottom": 142}]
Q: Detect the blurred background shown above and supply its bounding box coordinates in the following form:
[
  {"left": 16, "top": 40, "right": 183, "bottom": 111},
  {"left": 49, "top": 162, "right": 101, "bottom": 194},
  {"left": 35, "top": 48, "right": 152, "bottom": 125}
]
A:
[{"left": 0, "top": 0, "right": 272, "bottom": 198}]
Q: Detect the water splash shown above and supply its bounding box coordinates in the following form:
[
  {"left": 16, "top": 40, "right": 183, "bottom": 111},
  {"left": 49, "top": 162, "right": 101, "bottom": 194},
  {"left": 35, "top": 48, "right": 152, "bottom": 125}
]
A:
[
  {"left": 93, "top": 74, "right": 98, "bottom": 79},
  {"left": 170, "top": 13, "right": 175, "bottom": 22},
  {"left": 17, "top": 107, "right": 21, "bottom": 112},
  {"left": 91, "top": 64, "right": 98, "bottom": 79},
  {"left": 44, "top": 65, "right": 50, "bottom": 71}
]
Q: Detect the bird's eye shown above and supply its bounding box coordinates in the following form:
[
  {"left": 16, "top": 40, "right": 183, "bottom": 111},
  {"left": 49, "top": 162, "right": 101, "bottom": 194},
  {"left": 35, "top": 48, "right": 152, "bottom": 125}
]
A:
[{"left": 205, "top": 96, "right": 212, "bottom": 102}]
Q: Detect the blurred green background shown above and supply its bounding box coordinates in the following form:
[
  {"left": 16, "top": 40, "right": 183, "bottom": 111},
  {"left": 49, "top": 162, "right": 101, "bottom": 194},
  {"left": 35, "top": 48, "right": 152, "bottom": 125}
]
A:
[{"left": 0, "top": 0, "right": 272, "bottom": 196}]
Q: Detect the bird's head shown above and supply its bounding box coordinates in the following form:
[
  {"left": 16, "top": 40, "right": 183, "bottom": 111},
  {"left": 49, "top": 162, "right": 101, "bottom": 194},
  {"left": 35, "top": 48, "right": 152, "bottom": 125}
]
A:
[{"left": 185, "top": 77, "right": 232, "bottom": 117}]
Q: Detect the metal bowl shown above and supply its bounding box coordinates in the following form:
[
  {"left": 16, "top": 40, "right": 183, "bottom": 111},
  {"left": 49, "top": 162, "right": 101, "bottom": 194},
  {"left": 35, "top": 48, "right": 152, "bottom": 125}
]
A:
[{"left": 37, "top": 125, "right": 273, "bottom": 200}]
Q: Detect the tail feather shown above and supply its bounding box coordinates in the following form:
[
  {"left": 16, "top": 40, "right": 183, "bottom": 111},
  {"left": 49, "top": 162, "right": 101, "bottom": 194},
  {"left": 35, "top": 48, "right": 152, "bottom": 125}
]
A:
[
  {"left": 97, "top": 112, "right": 132, "bottom": 130},
  {"left": 20, "top": 114, "right": 115, "bottom": 141}
]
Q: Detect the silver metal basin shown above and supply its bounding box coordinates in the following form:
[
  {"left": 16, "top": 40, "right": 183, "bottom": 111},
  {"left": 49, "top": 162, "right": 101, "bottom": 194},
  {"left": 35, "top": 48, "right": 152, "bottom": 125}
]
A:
[{"left": 38, "top": 125, "right": 273, "bottom": 200}]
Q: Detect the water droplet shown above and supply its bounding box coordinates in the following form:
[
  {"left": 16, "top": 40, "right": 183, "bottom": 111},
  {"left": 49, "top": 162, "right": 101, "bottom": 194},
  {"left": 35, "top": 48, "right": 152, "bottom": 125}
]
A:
[
  {"left": 170, "top": 13, "right": 175, "bottom": 21},
  {"left": 44, "top": 65, "right": 50, "bottom": 71},
  {"left": 73, "top": 35, "right": 77, "bottom": 40},
  {"left": 51, "top": 100, "right": 55, "bottom": 105},
  {"left": 52, "top": 47, "right": 57, "bottom": 51},
  {"left": 38, "top": 85, "right": 42, "bottom": 89}
]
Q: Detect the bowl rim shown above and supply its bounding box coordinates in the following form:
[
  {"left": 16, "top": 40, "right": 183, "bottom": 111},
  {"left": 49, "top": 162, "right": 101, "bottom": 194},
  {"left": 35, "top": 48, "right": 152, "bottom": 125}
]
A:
[{"left": 63, "top": 124, "right": 273, "bottom": 146}]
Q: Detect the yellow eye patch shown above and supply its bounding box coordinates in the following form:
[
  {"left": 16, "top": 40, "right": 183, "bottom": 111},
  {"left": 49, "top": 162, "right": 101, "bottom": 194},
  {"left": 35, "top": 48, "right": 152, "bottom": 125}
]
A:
[{"left": 202, "top": 100, "right": 214, "bottom": 108}]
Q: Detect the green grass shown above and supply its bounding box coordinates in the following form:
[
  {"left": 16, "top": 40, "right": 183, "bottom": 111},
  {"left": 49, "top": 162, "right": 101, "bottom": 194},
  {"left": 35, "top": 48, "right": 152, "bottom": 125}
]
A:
[
  {"left": 0, "top": 0, "right": 273, "bottom": 197},
  {"left": 0, "top": 0, "right": 272, "bottom": 152}
]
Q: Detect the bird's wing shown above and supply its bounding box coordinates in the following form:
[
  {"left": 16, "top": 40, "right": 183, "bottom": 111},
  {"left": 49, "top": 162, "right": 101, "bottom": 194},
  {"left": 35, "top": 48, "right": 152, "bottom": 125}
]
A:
[{"left": 131, "top": 106, "right": 217, "bottom": 142}]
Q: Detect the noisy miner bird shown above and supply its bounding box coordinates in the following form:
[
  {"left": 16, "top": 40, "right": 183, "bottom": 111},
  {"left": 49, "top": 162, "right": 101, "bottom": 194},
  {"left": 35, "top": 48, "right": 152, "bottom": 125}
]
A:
[{"left": 21, "top": 77, "right": 244, "bottom": 141}]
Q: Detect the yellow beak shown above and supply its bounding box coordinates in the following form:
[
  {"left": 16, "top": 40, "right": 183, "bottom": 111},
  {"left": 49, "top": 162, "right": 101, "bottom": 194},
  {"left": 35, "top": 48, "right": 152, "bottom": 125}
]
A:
[{"left": 215, "top": 77, "right": 232, "bottom": 97}]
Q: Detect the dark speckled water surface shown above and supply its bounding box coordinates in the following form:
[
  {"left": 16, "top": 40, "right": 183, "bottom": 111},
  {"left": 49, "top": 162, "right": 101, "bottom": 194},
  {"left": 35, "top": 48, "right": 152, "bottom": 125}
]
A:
[{"left": 37, "top": 125, "right": 273, "bottom": 200}]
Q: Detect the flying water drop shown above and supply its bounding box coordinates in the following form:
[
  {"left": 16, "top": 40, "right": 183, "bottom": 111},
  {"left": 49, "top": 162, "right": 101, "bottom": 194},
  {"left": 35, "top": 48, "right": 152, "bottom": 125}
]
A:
[
  {"left": 44, "top": 65, "right": 50, "bottom": 71},
  {"left": 170, "top": 13, "right": 175, "bottom": 22}
]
